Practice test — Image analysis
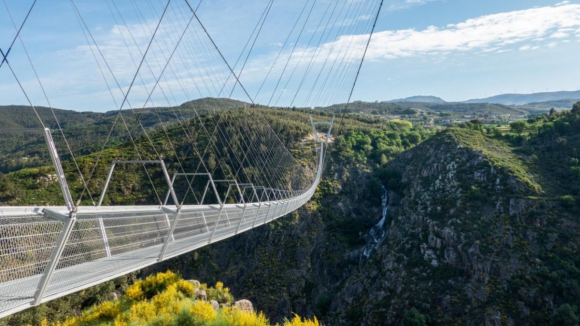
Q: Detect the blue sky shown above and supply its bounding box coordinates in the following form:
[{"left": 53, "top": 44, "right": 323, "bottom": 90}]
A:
[{"left": 1, "top": 0, "right": 579, "bottom": 111}]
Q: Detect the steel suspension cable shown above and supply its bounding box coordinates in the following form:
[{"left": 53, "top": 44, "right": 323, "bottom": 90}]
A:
[
  {"left": 2, "top": 0, "right": 97, "bottom": 205},
  {"left": 325, "top": 0, "right": 384, "bottom": 168}
]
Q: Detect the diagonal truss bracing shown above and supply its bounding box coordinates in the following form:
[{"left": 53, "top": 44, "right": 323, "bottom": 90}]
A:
[{"left": 0, "top": 120, "right": 331, "bottom": 319}]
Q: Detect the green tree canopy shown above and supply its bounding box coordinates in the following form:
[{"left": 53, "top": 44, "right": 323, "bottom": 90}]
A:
[
  {"left": 510, "top": 121, "right": 527, "bottom": 135},
  {"left": 572, "top": 102, "right": 580, "bottom": 115},
  {"left": 550, "top": 304, "right": 579, "bottom": 326},
  {"left": 403, "top": 307, "right": 427, "bottom": 326}
]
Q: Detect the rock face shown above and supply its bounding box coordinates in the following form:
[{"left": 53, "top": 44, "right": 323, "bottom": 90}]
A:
[
  {"left": 234, "top": 299, "right": 254, "bottom": 313},
  {"left": 194, "top": 289, "right": 207, "bottom": 301},
  {"left": 147, "top": 163, "right": 382, "bottom": 324},
  {"left": 147, "top": 129, "right": 580, "bottom": 325},
  {"left": 210, "top": 300, "right": 219, "bottom": 311},
  {"left": 187, "top": 280, "right": 201, "bottom": 288},
  {"left": 327, "top": 130, "right": 580, "bottom": 325}
]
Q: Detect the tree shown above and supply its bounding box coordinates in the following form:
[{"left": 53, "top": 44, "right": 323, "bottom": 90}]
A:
[
  {"left": 550, "top": 304, "right": 579, "bottom": 326},
  {"left": 0, "top": 172, "right": 15, "bottom": 200},
  {"left": 510, "top": 121, "right": 527, "bottom": 135},
  {"left": 403, "top": 307, "right": 427, "bottom": 326},
  {"left": 406, "top": 132, "right": 422, "bottom": 145},
  {"left": 572, "top": 102, "right": 580, "bottom": 115},
  {"left": 380, "top": 154, "right": 388, "bottom": 166}
]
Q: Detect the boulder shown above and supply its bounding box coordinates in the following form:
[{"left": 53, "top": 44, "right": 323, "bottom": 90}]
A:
[
  {"left": 234, "top": 299, "right": 254, "bottom": 313},
  {"left": 187, "top": 280, "right": 201, "bottom": 288},
  {"left": 195, "top": 289, "right": 207, "bottom": 301}
]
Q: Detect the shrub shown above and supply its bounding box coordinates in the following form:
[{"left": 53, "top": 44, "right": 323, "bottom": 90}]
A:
[
  {"left": 151, "top": 285, "right": 184, "bottom": 316},
  {"left": 125, "top": 271, "right": 180, "bottom": 302},
  {"left": 208, "top": 281, "right": 234, "bottom": 304},
  {"left": 283, "top": 314, "right": 321, "bottom": 326},
  {"left": 124, "top": 282, "right": 144, "bottom": 301},
  {"left": 81, "top": 301, "right": 120, "bottom": 322},
  {"left": 550, "top": 303, "right": 579, "bottom": 326},
  {"left": 221, "top": 307, "right": 269, "bottom": 326},
  {"left": 190, "top": 300, "right": 217, "bottom": 323},
  {"left": 403, "top": 307, "right": 427, "bottom": 326},
  {"left": 176, "top": 280, "right": 195, "bottom": 297},
  {"left": 121, "top": 300, "right": 157, "bottom": 324}
]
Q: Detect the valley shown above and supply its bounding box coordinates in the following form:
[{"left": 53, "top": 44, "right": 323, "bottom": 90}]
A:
[{"left": 1, "top": 101, "right": 579, "bottom": 325}]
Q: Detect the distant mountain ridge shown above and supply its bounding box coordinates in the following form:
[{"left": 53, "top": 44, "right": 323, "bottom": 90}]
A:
[
  {"left": 464, "top": 90, "right": 580, "bottom": 105},
  {"left": 386, "top": 95, "right": 446, "bottom": 103}
]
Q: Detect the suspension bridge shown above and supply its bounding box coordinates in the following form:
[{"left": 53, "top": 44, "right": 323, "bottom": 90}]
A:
[{"left": 0, "top": 0, "right": 383, "bottom": 318}]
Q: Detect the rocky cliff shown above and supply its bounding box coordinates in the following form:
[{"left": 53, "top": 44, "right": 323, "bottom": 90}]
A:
[
  {"left": 145, "top": 161, "right": 384, "bottom": 324},
  {"left": 328, "top": 129, "right": 580, "bottom": 325},
  {"left": 148, "top": 127, "right": 580, "bottom": 325}
]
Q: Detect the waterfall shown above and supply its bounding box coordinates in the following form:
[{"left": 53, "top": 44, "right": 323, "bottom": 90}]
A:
[{"left": 362, "top": 185, "right": 388, "bottom": 258}]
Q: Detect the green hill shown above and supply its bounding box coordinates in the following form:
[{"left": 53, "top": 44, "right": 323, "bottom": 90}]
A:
[
  {"left": 320, "top": 100, "right": 528, "bottom": 117},
  {"left": 0, "top": 98, "right": 250, "bottom": 174},
  {"left": 2, "top": 103, "right": 580, "bottom": 325}
]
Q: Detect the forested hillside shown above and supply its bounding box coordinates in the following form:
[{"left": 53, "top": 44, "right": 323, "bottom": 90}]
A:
[
  {"left": 0, "top": 98, "right": 249, "bottom": 174},
  {"left": 321, "top": 100, "right": 529, "bottom": 117},
  {"left": 0, "top": 104, "right": 433, "bottom": 325},
  {"left": 147, "top": 103, "right": 580, "bottom": 325},
  {"left": 2, "top": 103, "right": 579, "bottom": 325}
]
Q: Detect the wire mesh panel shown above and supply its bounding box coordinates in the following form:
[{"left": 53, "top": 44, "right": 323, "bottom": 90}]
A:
[
  {"left": 41, "top": 209, "right": 169, "bottom": 299},
  {"left": 55, "top": 219, "right": 107, "bottom": 270},
  {"left": 0, "top": 144, "right": 321, "bottom": 317},
  {"left": 43, "top": 242, "right": 162, "bottom": 300},
  {"left": 0, "top": 184, "right": 317, "bottom": 318},
  {"left": 97, "top": 212, "right": 171, "bottom": 256},
  {"left": 170, "top": 211, "right": 210, "bottom": 241},
  {"left": 0, "top": 215, "right": 63, "bottom": 314}
]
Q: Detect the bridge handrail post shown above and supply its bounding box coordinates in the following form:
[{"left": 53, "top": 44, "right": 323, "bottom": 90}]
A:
[
  {"left": 33, "top": 213, "right": 76, "bottom": 305},
  {"left": 34, "top": 128, "right": 78, "bottom": 306},
  {"left": 163, "top": 173, "right": 178, "bottom": 205},
  {"left": 234, "top": 184, "right": 253, "bottom": 234},
  {"left": 158, "top": 159, "right": 182, "bottom": 261},
  {"left": 97, "top": 163, "right": 116, "bottom": 207},
  {"left": 98, "top": 215, "right": 112, "bottom": 257},
  {"left": 251, "top": 186, "right": 263, "bottom": 228},
  {"left": 208, "top": 206, "right": 225, "bottom": 244},
  {"left": 44, "top": 128, "right": 75, "bottom": 210}
]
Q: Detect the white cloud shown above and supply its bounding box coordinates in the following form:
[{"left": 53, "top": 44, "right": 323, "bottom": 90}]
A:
[
  {"left": 551, "top": 31, "right": 569, "bottom": 38},
  {"left": 360, "top": 4, "right": 580, "bottom": 60}
]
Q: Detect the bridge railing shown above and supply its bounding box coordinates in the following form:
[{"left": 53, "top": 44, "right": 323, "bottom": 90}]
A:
[{"left": 0, "top": 118, "right": 330, "bottom": 318}]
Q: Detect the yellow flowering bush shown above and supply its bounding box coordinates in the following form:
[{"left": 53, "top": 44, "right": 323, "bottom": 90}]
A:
[
  {"left": 50, "top": 316, "right": 78, "bottom": 326},
  {"left": 283, "top": 314, "right": 321, "bottom": 326},
  {"left": 80, "top": 300, "right": 121, "bottom": 322},
  {"left": 208, "top": 281, "right": 234, "bottom": 304},
  {"left": 125, "top": 271, "right": 181, "bottom": 302},
  {"left": 124, "top": 281, "right": 144, "bottom": 301},
  {"left": 190, "top": 300, "right": 217, "bottom": 323},
  {"left": 222, "top": 307, "right": 269, "bottom": 326},
  {"left": 47, "top": 271, "right": 321, "bottom": 326},
  {"left": 175, "top": 279, "right": 195, "bottom": 297},
  {"left": 151, "top": 285, "right": 184, "bottom": 315},
  {"left": 120, "top": 300, "right": 157, "bottom": 324}
]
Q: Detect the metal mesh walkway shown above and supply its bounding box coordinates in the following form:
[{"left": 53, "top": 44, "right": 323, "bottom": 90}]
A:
[{"left": 0, "top": 145, "right": 322, "bottom": 319}]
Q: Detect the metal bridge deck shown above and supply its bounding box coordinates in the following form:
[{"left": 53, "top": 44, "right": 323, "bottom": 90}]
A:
[{"left": 0, "top": 190, "right": 311, "bottom": 318}]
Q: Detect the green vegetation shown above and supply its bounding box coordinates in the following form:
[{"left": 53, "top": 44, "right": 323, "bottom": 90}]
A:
[
  {"left": 0, "top": 275, "right": 136, "bottom": 326},
  {"left": 0, "top": 98, "right": 249, "bottom": 174},
  {"left": 3, "top": 101, "right": 580, "bottom": 325},
  {"left": 35, "top": 271, "right": 320, "bottom": 326}
]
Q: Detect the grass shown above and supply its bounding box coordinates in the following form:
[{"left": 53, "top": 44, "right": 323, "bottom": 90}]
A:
[{"left": 444, "top": 128, "right": 543, "bottom": 194}]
